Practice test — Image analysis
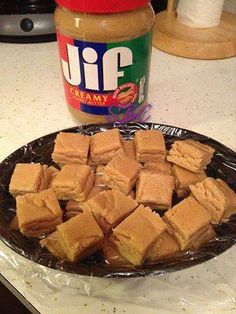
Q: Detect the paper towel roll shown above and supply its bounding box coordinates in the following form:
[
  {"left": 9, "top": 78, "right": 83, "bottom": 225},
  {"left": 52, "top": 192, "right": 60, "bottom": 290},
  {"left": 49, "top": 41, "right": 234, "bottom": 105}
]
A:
[{"left": 177, "top": 0, "right": 225, "bottom": 28}]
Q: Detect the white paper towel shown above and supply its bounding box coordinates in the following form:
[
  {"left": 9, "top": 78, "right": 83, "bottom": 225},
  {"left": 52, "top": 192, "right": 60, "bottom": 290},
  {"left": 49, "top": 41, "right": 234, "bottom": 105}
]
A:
[{"left": 177, "top": 0, "right": 225, "bottom": 28}]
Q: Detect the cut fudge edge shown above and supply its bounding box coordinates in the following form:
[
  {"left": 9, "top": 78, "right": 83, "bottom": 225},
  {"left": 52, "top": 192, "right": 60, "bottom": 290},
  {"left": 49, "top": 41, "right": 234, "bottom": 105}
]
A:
[{"left": 57, "top": 222, "right": 104, "bottom": 263}]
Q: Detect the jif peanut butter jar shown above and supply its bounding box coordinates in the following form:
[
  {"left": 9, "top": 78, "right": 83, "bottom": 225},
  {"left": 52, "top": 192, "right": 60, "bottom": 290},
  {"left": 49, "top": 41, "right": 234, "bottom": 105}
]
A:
[{"left": 55, "top": 0, "right": 154, "bottom": 123}]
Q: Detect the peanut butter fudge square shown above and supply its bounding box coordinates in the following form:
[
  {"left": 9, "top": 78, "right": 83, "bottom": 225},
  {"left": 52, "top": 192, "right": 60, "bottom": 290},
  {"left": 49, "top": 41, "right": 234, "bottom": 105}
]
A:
[
  {"left": 190, "top": 177, "right": 236, "bottom": 224},
  {"left": 90, "top": 129, "right": 124, "bottom": 165},
  {"left": 65, "top": 175, "right": 108, "bottom": 220},
  {"left": 164, "top": 196, "right": 211, "bottom": 250},
  {"left": 42, "top": 165, "right": 59, "bottom": 188},
  {"left": 52, "top": 164, "right": 94, "bottom": 201},
  {"left": 102, "top": 241, "right": 131, "bottom": 267},
  {"left": 123, "top": 139, "right": 136, "bottom": 160},
  {"left": 146, "top": 230, "right": 180, "bottom": 263},
  {"left": 190, "top": 225, "right": 216, "bottom": 250},
  {"left": 136, "top": 172, "right": 174, "bottom": 209},
  {"left": 10, "top": 163, "right": 58, "bottom": 197},
  {"left": 167, "top": 139, "right": 215, "bottom": 173},
  {"left": 10, "top": 163, "right": 46, "bottom": 196},
  {"left": 85, "top": 190, "right": 138, "bottom": 234},
  {"left": 216, "top": 179, "right": 236, "bottom": 220},
  {"left": 52, "top": 132, "right": 90, "bottom": 165},
  {"left": 40, "top": 231, "right": 66, "bottom": 260},
  {"left": 57, "top": 210, "right": 104, "bottom": 263},
  {"left": 65, "top": 173, "right": 107, "bottom": 210},
  {"left": 135, "top": 130, "right": 166, "bottom": 162},
  {"left": 109, "top": 205, "right": 167, "bottom": 266},
  {"left": 103, "top": 154, "right": 142, "bottom": 194},
  {"left": 16, "top": 189, "right": 63, "bottom": 238},
  {"left": 143, "top": 161, "right": 172, "bottom": 175},
  {"left": 173, "top": 164, "right": 206, "bottom": 198}
]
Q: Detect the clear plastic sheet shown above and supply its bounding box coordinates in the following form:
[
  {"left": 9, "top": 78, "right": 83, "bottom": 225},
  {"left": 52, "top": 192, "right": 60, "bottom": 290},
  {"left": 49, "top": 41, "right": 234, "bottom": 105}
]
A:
[
  {"left": 0, "top": 245, "right": 235, "bottom": 312},
  {"left": 0, "top": 122, "right": 236, "bottom": 311}
]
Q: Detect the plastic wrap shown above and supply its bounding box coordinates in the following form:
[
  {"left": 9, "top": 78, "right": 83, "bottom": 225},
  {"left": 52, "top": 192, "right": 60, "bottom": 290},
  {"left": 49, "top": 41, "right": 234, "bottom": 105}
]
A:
[{"left": 0, "top": 122, "right": 235, "bottom": 311}]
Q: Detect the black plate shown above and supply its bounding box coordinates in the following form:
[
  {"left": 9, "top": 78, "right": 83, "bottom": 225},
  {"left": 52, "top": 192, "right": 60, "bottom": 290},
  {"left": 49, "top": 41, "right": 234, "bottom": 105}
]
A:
[{"left": 0, "top": 122, "right": 235, "bottom": 277}]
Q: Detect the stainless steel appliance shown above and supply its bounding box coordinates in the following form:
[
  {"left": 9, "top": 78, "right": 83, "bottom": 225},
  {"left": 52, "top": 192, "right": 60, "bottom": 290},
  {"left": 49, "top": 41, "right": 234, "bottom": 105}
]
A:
[{"left": 0, "top": 0, "right": 56, "bottom": 43}]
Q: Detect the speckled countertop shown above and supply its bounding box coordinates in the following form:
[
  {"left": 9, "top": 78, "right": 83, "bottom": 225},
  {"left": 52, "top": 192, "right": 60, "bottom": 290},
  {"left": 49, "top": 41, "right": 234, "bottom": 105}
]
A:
[
  {"left": 0, "top": 42, "right": 236, "bottom": 314},
  {"left": 0, "top": 44, "right": 236, "bottom": 156}
]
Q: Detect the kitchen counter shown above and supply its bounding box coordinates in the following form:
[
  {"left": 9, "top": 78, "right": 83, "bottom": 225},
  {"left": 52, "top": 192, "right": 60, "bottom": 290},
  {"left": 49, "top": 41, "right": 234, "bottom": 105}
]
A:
[{"left": 0, "top": 42, "right": 235, "bottom": 314}]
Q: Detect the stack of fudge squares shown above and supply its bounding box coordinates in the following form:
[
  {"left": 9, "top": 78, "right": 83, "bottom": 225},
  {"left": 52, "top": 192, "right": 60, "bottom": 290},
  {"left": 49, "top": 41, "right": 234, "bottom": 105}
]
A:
[{"left": 8, "top": 128, "right": 236, "bottom": 266}]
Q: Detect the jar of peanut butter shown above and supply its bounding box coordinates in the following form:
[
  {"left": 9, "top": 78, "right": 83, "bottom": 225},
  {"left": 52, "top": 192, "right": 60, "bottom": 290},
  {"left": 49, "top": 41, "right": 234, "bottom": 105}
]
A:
[{"left": 55, "top": 0, "right": 155, "bottom": 124}]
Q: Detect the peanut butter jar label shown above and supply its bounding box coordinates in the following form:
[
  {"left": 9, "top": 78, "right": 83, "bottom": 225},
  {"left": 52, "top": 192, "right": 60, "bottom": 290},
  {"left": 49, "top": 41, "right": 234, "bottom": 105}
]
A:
[{"left": 57, "top": 31, "right": 152, "bottom": 116}]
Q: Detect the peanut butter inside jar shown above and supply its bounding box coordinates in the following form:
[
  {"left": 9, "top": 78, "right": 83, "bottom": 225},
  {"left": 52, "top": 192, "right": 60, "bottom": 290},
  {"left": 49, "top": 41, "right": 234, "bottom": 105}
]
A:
[{"left": 55, "top": 1, "right": 154, "bottom": 124}]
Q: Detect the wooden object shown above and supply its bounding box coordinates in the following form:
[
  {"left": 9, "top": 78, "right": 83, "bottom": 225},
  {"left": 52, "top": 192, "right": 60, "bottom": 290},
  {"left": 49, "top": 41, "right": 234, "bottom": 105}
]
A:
[
  {"left": 152, "top": 1, "right": 236, "bottom": 60},
  {"left": 167, "top": 0, "right": 175, "bottom": 15}
]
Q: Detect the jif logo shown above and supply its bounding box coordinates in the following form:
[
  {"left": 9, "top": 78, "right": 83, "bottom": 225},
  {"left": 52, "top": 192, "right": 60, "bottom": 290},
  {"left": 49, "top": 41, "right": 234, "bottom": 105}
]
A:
[{"left": 61, "top": 44, "right": 133, "bottom": 91}]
